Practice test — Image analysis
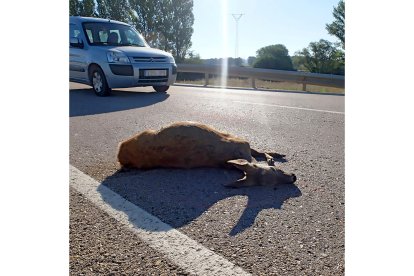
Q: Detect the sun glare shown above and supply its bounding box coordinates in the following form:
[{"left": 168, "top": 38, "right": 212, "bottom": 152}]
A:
[{"left": 220, "top": 0, "right": 228, "bottom": 88}]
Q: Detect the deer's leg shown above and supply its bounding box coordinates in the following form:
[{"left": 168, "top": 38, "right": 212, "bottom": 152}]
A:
[
  {"left": 250, "top": 148, "right": 274, "bottom": 165},
  {"left": 251, "top": 148, "right": 285, "bottom": 164},
  {"left": 250, "top": 148, "right": 264, "bottom": 158},
  {"left": 264, "top": 153, "right": 275, "bottom": 166},
  {"left": 224, "top": 175, "right": 256, "bottom": 188}
]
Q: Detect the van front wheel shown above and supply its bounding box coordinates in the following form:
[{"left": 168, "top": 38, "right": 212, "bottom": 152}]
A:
[
  {"left": 90, "top": 66, "right": 111, "bottom": 96},
  {"left": 153, "top": 85, "right": 169, "bottom": 93}
]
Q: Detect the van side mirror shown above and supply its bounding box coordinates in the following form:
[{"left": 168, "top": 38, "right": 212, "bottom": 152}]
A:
[{"left": 70, "top": 37, "right": 84, "bottom": 48}]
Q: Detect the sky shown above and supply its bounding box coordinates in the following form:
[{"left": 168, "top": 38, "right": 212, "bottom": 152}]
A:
[{"left": 191, "top": 0, "right": 341, "bottom": 59}]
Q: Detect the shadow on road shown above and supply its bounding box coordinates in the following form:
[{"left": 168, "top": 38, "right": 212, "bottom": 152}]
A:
[
  {"left": 98, "top": 167, "right": 301, "bottom": 236},
  {"left": 69, "top": 88, "right": 170, "bottom": 117}
]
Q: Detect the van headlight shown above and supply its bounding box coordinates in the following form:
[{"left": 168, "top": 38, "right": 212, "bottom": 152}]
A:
[{"left": 107, "top": 51, "right": 130, "bottom": 63}]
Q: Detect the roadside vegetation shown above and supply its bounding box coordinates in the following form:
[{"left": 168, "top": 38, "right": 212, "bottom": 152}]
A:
[
  {"left": 294, "top": 0, "right": 345, "bottom": 75},
  {"left": 175, "top": 77, "right": 344, "bottom": 94},
  {"left": 184, "top": 0, "right": 345, "bottom": 77},
  {"left": 70, "top": 0, "right": 345, "bottom": 91}
]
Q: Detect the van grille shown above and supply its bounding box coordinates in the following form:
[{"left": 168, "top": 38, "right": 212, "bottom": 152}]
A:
[{"left": 132, "top": 56, "right": 167, "bottom": 63}]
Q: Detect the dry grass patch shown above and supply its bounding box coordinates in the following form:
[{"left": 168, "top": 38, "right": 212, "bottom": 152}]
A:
[{"left": 176, "top": 76, "right": 344, "bottom": 94}]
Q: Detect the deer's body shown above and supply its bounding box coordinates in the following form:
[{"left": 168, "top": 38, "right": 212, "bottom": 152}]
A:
[
  {"left": 118, "top": 121, "right": 253, "bottom": 169},
  {"left": 117, "top": 121, "right": 296, "bottom": 187}
]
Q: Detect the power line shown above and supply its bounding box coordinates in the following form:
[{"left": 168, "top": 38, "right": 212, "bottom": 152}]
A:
[{"left": 231, "top": 13, "right": 243, "bottom": 59}]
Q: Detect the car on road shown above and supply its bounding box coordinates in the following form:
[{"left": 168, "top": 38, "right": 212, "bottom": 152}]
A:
[{"left": 70, "top": 16, "right": 177, "bottom": 96}]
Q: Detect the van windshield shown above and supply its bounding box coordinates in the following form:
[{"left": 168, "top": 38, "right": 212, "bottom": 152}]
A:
[{"left": 82, "top": 22, "right": 148, "bottom": 47}]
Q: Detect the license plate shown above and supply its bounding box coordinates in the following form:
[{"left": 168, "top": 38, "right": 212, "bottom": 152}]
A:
[{"left": 144, "top": 69, "right": 167, "bottom": 77}]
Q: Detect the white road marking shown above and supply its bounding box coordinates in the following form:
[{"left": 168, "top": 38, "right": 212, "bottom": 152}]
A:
[
  {"left": 70, "top": 165, "right": 251, "bottom": 276},
  {"left": 233, "top": 100, "right": 344, "bottom": 114}
]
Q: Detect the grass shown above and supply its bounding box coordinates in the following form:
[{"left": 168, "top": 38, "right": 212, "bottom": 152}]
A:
[{"left": 176, "top": 76, "right": 345, "bottom": 94}]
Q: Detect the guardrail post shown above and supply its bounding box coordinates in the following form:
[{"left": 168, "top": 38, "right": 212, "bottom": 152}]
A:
[
  {"left": 251, "top": 78, "right": 256, "bottom": 89},
  {"left": 204, "top": 73, "right": 209, "bottom": 87},
  {"left": 302, "top": 83, "right": 307, "bottom": 91}
]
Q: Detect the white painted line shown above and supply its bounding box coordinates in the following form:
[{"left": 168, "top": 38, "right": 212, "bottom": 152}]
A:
[
  {"left": 233, "top": 100, "right": 344, "bottom": 114},
  {"left": 70, "top": 165, "right": 251, "bottom": 276}
]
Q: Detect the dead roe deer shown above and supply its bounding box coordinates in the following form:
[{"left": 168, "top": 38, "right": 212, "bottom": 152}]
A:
[{"left": 117, "top": 121, "right": 296, "bottom": 187}]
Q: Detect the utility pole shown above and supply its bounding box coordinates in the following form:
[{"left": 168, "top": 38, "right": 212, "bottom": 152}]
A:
[{"left": 232, "top": 13, "right": 243, "bottom": 59}]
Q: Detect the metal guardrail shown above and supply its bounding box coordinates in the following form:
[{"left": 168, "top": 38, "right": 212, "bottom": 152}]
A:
[{"left": 176, "top": 63, "right": 345, "bottom": 91}]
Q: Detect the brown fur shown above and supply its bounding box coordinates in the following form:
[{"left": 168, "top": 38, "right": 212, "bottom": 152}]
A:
[
  {"left": 117, "top": 121, "right": 253, "bottom": 169},
  {"left": 117, "top": 121, "right": 296, "bottom": 187},
  {"left": 225, "top": 159, "right": 296, "bottom": 187}
]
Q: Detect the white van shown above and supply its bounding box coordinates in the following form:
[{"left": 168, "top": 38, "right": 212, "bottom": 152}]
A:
[{"left": 70, "top": 16, "right": 177, "bottom": 96}]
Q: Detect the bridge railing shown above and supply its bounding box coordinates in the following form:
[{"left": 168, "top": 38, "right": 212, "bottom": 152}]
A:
[{"left": 176, "top": 63, "right": 345, "bottom": 91}]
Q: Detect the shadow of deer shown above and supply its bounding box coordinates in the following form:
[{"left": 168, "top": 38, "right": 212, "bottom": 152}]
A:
[
  {"left": 98, "top": 121, "right": 301, "bottom": 235},
  {"left": 98, "top": 167, "right": 301, "bottom": 236}
]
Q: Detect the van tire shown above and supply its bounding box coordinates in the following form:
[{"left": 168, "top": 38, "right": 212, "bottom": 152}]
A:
[
  {"left": 90, "top": 65, "right": 111, "bottom": 96},
  {"left": 153, "top": 85, "right": 169, "bottom": 93}
]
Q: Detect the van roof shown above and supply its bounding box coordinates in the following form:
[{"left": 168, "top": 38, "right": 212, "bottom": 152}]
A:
[{"left": 69, "top": 16, "right": 130, "bottom": 26}]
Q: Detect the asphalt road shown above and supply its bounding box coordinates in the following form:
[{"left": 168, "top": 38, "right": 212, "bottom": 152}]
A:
[{"left": 70, "top": 82, "right": 344, "bottom": 275}]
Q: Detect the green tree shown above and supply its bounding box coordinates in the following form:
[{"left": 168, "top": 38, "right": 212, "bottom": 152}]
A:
[
  {"left": 326, "top": 0, "right": 345, "bottom": 49},
  {"left": 129, "top": 0, "right": 194, "bottom": 62},
  {"left": 297, "top": 39, "right": 344, "bottom": 75},
  {"left": 130, "top": 0, "right": 160, "bottom": 44},
  {"left": 95, "top": 0, "right": 134, "bottom": 23},
  {"left": 291, "top": 55, "right": 307, "bottom": 71},
  {"left": 80, "top": 0, "right": 97, "bottom": 17},
  {"left": 184, "top": 51, "right": 202, "bottom": 64},
  {"left": 253, "top": 44, "right": 294, "bottom": 71},
  {"left": 96, "top": 0, "right": 110, "bottom": 18},
  {"left": 247, "top": 56, "right": 256, "bottom": 66},
  {"left": 69, "top": 0, "right": 81, "bottom": 15},
  {"left": 157, "top": 0, "right": 194, "bottom": 62},
  {"left": 69, "top": 0, "right": 96, "bottom": 16}
]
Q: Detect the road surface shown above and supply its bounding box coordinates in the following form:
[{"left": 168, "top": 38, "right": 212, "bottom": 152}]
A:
[{"left": 70, "top": 83, "right": 344, "bottom": 275}]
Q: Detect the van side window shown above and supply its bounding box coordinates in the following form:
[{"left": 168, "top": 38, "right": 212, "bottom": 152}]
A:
[
  {"left": 70, "top": 24, "right": 81, "bottom": 38},
  {"left": 98, "top": 30, "right": 120, "bottom": 44},
  {"left": 99, "top": 31, "right": 108, "bottom": 43},
  {"left": 108, "top": 30, "right": 120, "bottom": 43},
  {"left": 86, "top": 30, "right": 94, "bottom": 43}
]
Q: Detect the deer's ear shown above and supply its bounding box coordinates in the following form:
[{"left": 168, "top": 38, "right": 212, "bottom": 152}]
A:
[
  {"left": 227, "top": 159, "right": 249, "bottom": 165},
  {"left": 227, "top": 159, "right": 251, "bottom": 170}
]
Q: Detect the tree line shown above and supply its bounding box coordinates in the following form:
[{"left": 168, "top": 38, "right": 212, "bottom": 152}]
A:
[
  {"left": 70, "top": 0, "right": 344, "bottom": 75},
  {"left": 182, "top": 0, "right": 344, "bottom": 75},
  {"left": 69, "top": 0, "right": 194, "bottom": 63},
  {"left": 250, "top": 0, "right": 345, "bottom": 75}
]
